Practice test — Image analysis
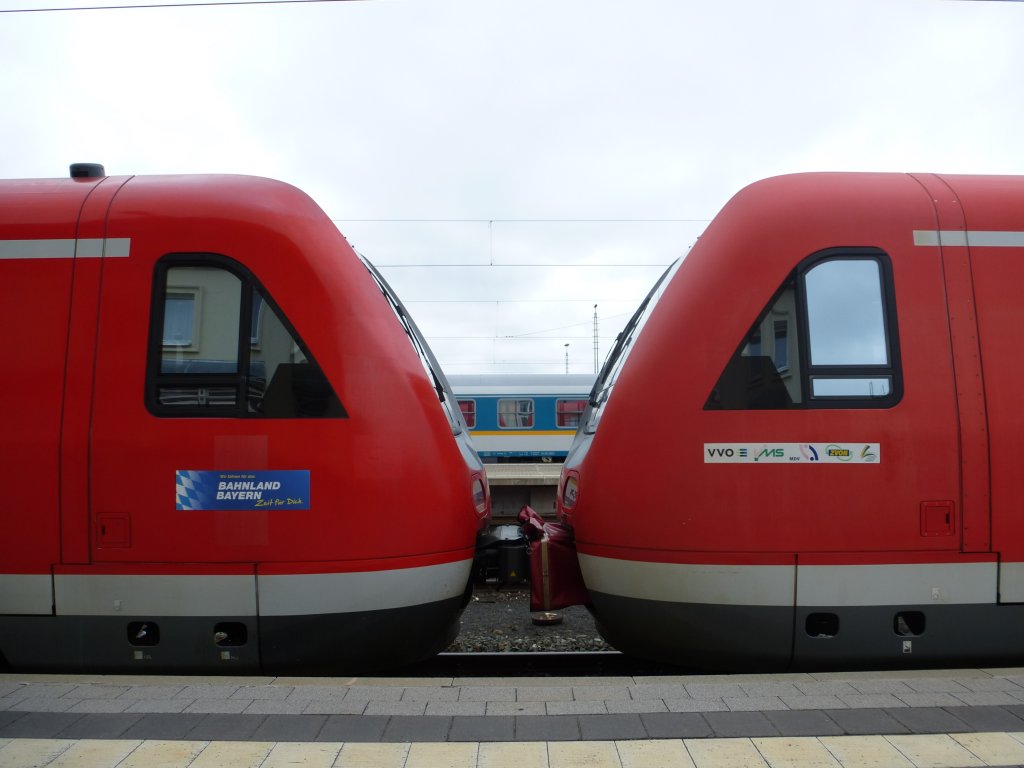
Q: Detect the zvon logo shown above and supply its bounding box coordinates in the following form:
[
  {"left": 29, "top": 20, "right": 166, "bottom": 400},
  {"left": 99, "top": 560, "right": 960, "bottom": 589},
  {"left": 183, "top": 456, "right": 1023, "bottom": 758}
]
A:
[{"left": 826, "top": 445, "right": 852, "bottom": 461}]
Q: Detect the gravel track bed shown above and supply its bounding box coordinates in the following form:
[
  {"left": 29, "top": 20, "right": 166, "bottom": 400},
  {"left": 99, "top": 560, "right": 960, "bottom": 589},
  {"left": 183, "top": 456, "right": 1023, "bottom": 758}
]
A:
[{"left": 446, "top": 584, "right": 613, "bottom": 653}]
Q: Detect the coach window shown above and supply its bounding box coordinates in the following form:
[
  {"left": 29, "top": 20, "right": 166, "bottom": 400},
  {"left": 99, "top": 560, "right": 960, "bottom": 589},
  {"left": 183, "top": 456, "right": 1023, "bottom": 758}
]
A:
[
  {"left": 458, "top": 399, "right": 477, "bottom": 429},
  {"left": 705, "top": 249, "right": 899, "bottom": 410},
  {"left": 148, "top": 257, "right": 345, "bottom": 418},
  {"left": 498, "top": 399, "right": 534, "bottom": 428},
  {"left": 556, "top": 399, "right": 587, "bottom": 429}
]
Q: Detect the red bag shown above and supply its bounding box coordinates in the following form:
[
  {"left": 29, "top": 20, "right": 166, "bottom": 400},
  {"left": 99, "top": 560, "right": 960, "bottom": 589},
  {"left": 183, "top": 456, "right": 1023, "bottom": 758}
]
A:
[{"left": 518, "top": 506, "right": 590, "bottom": 612}]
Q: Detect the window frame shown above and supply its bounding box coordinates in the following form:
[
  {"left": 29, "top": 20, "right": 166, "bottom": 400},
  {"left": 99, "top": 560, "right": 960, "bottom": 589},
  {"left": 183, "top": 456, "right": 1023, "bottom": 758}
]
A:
[
  {"left": 796, "top": 250, "right": 901, "bottom": 407},
  {"left": 497, "top": 398, "right": 535, "bottom": 429},
  {"left": 555, "top": 398, "right": 587, "bottom": 429},
  {"left": 458, "top": 399, "right": 477, "bottom": 429},
  {"left": 145, "top": 253, "right": 347, "bottom": 419},
  {"left": 704, "top": 247, "right": 902, "bottom": 411}
]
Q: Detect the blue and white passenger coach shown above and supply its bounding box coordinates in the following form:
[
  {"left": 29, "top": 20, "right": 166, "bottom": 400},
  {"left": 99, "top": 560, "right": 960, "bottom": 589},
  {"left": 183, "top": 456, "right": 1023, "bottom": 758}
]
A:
[{"left": 450, "top": 374, "right": 596, "bottom": 462}]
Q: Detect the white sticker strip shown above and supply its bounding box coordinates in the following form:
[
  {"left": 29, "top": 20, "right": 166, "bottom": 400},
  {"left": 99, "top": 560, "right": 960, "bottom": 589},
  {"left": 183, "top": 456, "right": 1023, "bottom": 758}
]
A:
[
  {"left": 0, "top": 238, "right": 130, "bottom": 259},
  {"left": 913, "top": 230, "right": 1024, "bottom": 248},
  {"left": 704, "top": 443, "right": 880, "bottom": 464}
]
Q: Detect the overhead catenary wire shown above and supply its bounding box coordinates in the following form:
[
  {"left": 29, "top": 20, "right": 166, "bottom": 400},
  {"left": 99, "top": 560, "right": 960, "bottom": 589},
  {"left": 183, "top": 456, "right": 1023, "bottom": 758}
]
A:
[
  {"left": 1, "top": 0, "right": 361, "bottom": 12},
  {"left": 5, "top": 0, "right": 1018, "bottom": 11}
]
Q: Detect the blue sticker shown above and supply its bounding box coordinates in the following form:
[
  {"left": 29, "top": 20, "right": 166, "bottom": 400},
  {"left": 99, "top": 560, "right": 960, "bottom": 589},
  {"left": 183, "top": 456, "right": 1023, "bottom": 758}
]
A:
[{"left": 176, "top": 470, "right": 310, "bottom": 511}]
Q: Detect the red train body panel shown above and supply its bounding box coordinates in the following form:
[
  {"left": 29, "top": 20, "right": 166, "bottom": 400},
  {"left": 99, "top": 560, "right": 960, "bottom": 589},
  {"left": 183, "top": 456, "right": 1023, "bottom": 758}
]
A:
[
  {"left": 556, "top": 173, "right": 1024, "bottom": 670},
  {"left": 0, "top": 168, "right": 489, "bottom": 673}
]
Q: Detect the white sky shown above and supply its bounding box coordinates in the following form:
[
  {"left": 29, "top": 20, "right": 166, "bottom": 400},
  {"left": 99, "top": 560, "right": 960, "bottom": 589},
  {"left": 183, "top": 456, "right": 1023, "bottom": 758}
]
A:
[{"left": 3, "top": 0, "right": 1022, "bottom": 374}]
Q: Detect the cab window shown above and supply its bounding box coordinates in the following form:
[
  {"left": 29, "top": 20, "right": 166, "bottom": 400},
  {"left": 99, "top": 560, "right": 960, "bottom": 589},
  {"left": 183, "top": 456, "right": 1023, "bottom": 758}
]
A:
[
  {"left": 706, "top": 249, "right": 900, "bottom": 410},
  {"left": 147, "top": 256, "right": 346, "bottom": 418}
]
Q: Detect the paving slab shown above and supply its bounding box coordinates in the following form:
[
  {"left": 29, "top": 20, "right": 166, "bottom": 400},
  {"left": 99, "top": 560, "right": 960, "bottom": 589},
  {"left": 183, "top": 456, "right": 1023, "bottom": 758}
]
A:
[
  {"left": 475, "top": 741, "right": 548, "bottom": 768},
  {"left": 485, "top": 702, "right": 546, "bottom": 716},
  {"left": 821, "top": 707, "right": 910, "bottom": 735},
  {"left": 315, "top": 714, "right": 389, "bottom": 742},
  {"left": 425, "top": 702, "right": 487, "bottom": 717},
  {"left": 951, "top": 731, "right": 1024, "bottom": 766},
  {"left": 335, "top": 742, "right": 408, "bottom": 768},
  {"left": 380, "top": 715, "right": 452, "bottom": 742},
  {"left": 752, "top": 735, "right": 842, "bottom": 768},
  {"left": 885, "top": 733, "right": 985, "bottom": 767},
  {"left": 0, "top": 738, "right": 76, "bottom": 767},
  {"left": 189, "top": 741, "right": 274, "bottom": 768},
  {"left": 0, "top": 712, "right": 26, "bottom": 730},
  {"left": 45, "top": 739, "right": 143, "bottom": 768},
  {"left": 703, "top": 711, "right": 780, "bottom": 738},
  {"left": 449, "top": 716, "right": 516, "bottom": 742},
  {"left": 941, "top": 704, "right": 1024, "bottom": 731},
  {"left": 251, "top": 714, "right": 326, "bottom": 742},
  {"left": 547, "top": 741, "right": 621, "bottom": 768},
  {"left": 263, "top": 742, "right": 342, "bottom": 768},
  {"left": 883, "top": 706, "right": 973, "bottom": 734},
  {"left": 57, "top": 712, "right": 142, "bottom": 739},
  {"left": 665, "top": 697, "right": 729, "bottom": 713},
  {"left": 639, "top": 712, "right": 714, "bottom": 739},
  {"left": 762, "top": 710, "right": 844, "bottom": 737},
  {"left": 119, "top": 713, "right": 208, "bottom": 740},
  {"left": 604, "top": 699, "right": 668, "bottom": 714},
  {"left": 577, "top": 713, "right": 647, "bottom": 741},
  {"left": 513, "top": 714, "right": 580, "bottom": 741},
  {"left": 116, "top": 739, "right": 207, "bottom": 768},
  {"left": 617, "top": 739, "right": 696, "bottom": 768},
  {"left": 685, "top": 737, "right": 770, "bottom": 768},
  {"left": 184, "top": 713, "right": 267, "bottom": 741},
  {"left": 459, "top": 687, "right": 516, "bottom": 702},
  {"left": 545, "top": 701, "right": 607, "bottom": 716},
  {"left": 0, "top": 711, "right": 84, "bottom": 738},
  {"left": 818, "top": 734, "right": 915, "bottom": 768}
]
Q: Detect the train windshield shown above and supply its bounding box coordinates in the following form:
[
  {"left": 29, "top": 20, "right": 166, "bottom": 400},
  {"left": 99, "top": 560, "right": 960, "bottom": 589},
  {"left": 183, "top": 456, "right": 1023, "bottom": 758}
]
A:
[
  {"left": 584, "top": 259, "right": 682, "bottom": 434},
  {"left": 361, "top": 256, "right": 464, "bottom": 435}
]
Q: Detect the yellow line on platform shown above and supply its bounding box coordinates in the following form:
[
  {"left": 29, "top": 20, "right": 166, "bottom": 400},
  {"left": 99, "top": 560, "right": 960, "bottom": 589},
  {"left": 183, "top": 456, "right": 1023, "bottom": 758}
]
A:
[{"left": 3, "top": 735, "right": 1024, "bottom": 768}]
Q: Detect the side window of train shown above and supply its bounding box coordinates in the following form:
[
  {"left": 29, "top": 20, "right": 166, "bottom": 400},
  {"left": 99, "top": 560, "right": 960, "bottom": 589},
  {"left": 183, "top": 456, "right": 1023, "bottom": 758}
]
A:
[
  {"left": 458, "top": 399, "right": 476, "bottom": 429},
  {"left": 498, "top": 399, "right": 534, "bottom": 428},
  {"left": 147, "top": 256, "right": 346, "bottom": 419},
  {"left": 556, "top": 398, "right": 587, "bottom": 429},
  {"left": 705, "top": 248, "right": 901, "bottom": 410}
]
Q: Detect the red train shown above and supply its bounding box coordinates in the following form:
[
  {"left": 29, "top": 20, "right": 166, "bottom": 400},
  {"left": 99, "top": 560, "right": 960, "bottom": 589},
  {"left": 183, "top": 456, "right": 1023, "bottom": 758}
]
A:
[
  {"left": 0, "top": 165, "right": 489, "bottom": 674},
  {"left": 555, "top": 172, "right": 1024, "bottom": 670}
]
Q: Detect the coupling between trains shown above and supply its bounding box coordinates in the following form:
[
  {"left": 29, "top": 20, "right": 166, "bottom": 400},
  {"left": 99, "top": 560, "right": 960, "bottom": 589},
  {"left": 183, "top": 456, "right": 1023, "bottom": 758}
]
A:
[{"left": 5, "top": 165, "right": 1024, "bottom": 674}]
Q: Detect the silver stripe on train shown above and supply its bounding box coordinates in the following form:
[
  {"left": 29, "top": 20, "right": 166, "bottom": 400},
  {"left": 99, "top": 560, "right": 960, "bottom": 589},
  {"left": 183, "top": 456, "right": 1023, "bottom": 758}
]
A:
[
  {"left": 578, "top": 555, "right": 795, "bottom": 607},
  {"left": 257, "top": 559, "right": 473, "bottom": 616},
  {"left": 796, "top": 562, "right": 995, "bottom": 606},
  {"left": 913, "top": 230, "right": 1024, "bottom": 248},
  {"left": 580, "top": 555, "right": 998, "bottom": 607},
  {"left": 2, "top": 560, "right": 472, "bottom": 618},
  {"left": 0, "top": 574, "right": 54, "bottom": 615},
  {"left": 0, "top": 238, "right": 130, "bottom": 259},
  {"left": 54, "top": 574, "right": 259, "bottom": 616}
]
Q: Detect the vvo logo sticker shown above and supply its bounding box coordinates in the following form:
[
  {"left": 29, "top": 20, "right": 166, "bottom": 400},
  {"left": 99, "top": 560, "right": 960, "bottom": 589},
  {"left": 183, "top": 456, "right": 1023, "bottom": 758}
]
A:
[{"left": 704, "top": 443, "right": 880, "bottom": 464}]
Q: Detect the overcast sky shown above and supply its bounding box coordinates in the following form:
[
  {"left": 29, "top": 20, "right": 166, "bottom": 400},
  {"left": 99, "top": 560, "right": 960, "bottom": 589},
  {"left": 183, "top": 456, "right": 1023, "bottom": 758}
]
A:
[{"left": 3, "top": 0, "right": 1021, "bottom": 374}]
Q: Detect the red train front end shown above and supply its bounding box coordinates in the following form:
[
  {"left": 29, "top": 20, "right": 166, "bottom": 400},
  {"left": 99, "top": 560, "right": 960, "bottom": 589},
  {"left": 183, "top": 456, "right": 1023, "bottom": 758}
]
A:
[
  {"left": 559, "top": 173, "right": 1024, "bottom": 671},
  {"left": 0, "top": 169, "right": 489, "bottom": 673}
]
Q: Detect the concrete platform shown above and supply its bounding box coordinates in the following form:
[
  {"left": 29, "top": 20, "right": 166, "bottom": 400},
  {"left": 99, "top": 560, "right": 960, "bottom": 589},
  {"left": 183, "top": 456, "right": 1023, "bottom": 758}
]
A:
[{"left": 4, "top": 668, "right": 1024, "bottom": 766}]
